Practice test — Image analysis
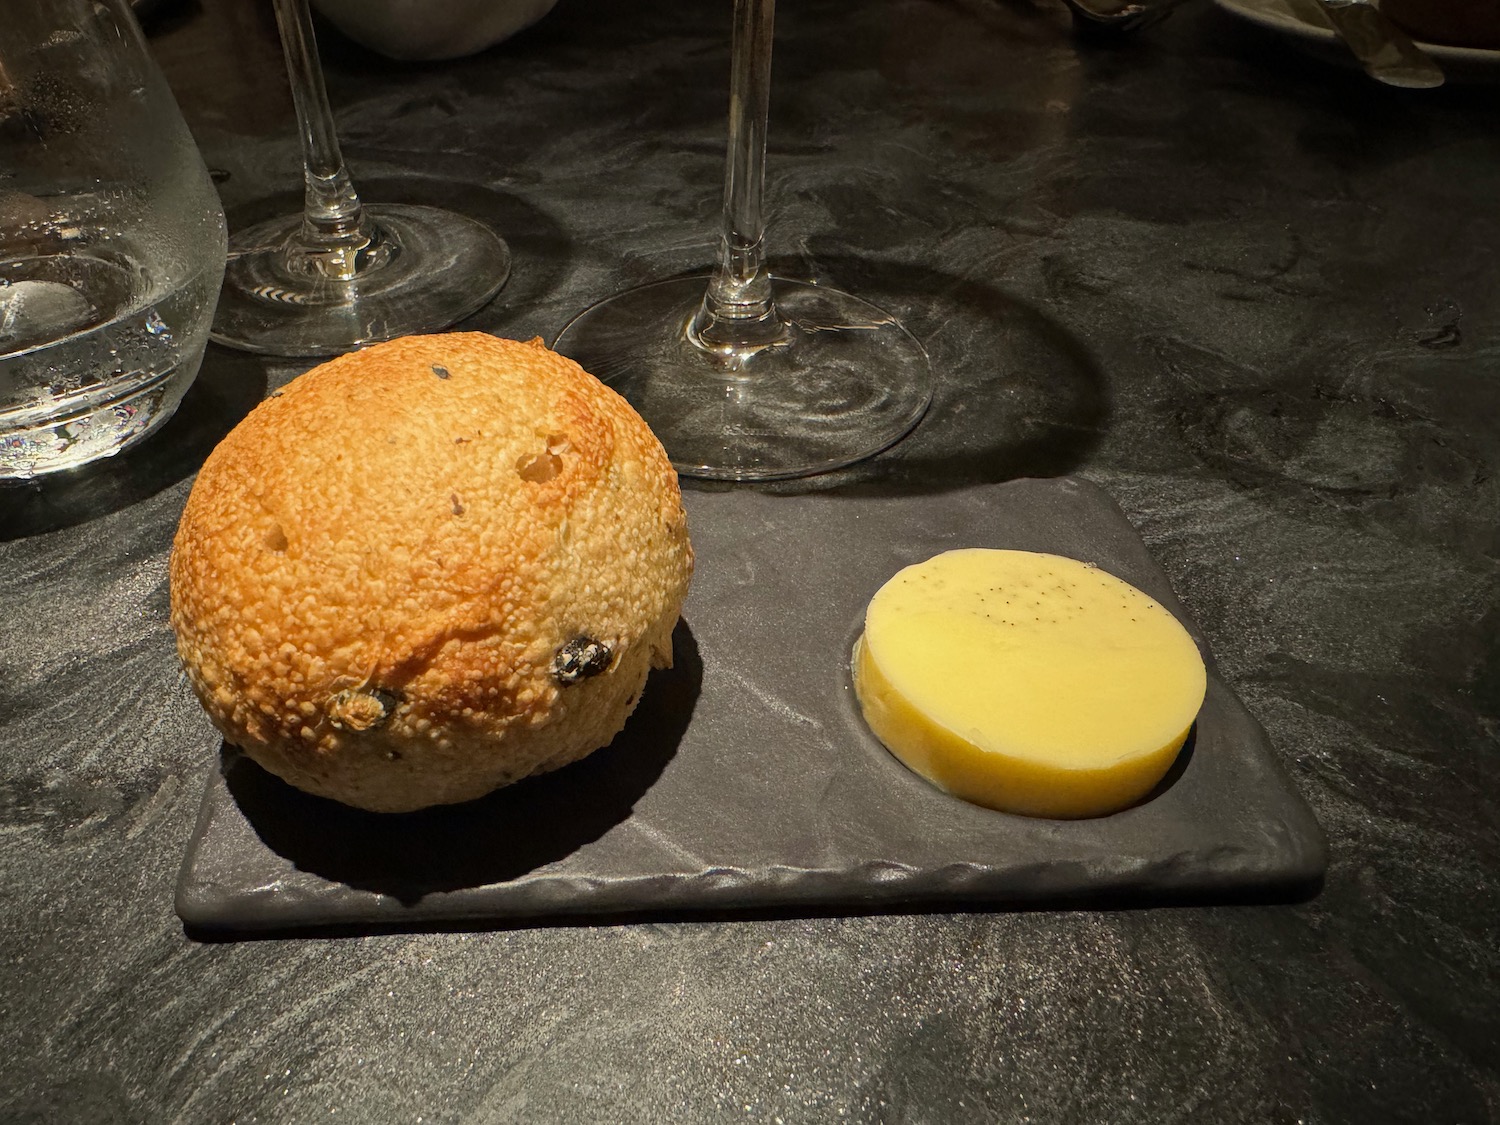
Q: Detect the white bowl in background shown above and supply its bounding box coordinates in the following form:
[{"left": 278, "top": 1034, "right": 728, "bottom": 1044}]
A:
[{"left": 311, "top": 0, "right": 559, "bottom": 60}]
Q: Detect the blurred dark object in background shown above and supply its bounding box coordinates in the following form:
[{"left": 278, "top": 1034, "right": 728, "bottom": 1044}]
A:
[{"left": 1380, "top": 0, "right": 1500, "bottom": 48}]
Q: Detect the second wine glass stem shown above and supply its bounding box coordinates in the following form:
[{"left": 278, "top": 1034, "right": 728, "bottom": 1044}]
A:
[
  {"left": 272, "top": 0, "right": 378, "bottom": 280},
  {"left": 692, "top": 0, "right": 787, "bottom": 353}
]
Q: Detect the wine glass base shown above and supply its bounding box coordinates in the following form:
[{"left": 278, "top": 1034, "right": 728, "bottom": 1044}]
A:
[
  {"left": 553, "top": 275, "right": 932, "bottom": 481},
  {"left": 211, "top": 203, "right": 511, "bottom": 357}
]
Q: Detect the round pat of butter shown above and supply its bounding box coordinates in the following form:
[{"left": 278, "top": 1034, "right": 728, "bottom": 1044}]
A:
[{"left": 852, "top": 549, "right": 1206, "bottom": 819}]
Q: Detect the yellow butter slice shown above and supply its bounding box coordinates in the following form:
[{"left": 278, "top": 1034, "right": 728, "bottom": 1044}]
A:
[{"left": 852, "top": 549, "right": 1206, "bottom": 819}]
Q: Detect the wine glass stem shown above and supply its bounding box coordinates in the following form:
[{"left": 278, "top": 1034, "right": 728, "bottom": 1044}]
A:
[
  {"left": 692, "top": 0, "right": 786, "bottom": 352},
  {"left": 272, "top": 0, "right": 374, "bottom": 279}
]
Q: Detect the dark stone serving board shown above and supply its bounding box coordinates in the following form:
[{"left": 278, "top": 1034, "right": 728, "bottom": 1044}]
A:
[{"left": 175, "top": 477, "right": 1327, "bottom": 935}]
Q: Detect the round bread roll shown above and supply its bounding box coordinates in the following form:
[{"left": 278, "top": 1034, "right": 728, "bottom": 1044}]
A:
[{"left": 170, "top": 333, "right": 693, "bottom": 813}]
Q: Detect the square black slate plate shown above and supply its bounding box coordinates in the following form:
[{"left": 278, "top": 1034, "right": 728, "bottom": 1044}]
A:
[{"left": 176, "top": 477, "right": 1327, "bottom": 935}]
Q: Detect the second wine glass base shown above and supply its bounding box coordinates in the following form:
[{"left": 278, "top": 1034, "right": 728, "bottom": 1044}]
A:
[
  {"left": 211, "top": 203, "right": 511, "bottom": 357},
  {"left": 553, "top": 275, "right": 932, "bottom": 481}
]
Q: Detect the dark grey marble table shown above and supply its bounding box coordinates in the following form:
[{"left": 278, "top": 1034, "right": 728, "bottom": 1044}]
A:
[{"left": 2, "top": 0, "right": 1497, "bottom": 1120}]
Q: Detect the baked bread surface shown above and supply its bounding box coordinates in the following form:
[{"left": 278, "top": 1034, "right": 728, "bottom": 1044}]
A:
[{"left": 170, "top": 333, "right": 692, "bottom": 812}]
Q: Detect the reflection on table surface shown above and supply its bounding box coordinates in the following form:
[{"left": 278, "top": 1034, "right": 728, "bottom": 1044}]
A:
[{"left": 1, "top": 0, "right": 1497, "bottom": 1121}]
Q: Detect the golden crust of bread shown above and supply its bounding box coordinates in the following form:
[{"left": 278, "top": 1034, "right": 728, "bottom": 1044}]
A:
[{"left": 169, "top": 334, "right": 692, "bottom": 812}]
